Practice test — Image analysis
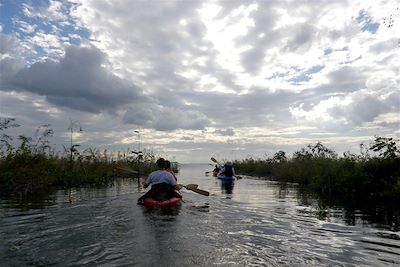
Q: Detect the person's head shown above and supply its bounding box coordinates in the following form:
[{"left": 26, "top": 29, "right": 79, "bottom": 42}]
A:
[
  {"left": 165, "top": 160, "right": 171, "bottom": 169},
  {"left": 156, "top": 158, "right": 166, "bottom": 169},
  {"left": 225, "top": 161, "right": 232, "bottom": 166}
]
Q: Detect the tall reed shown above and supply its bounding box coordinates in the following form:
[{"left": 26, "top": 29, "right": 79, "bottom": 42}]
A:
[
  {"left": 234, "top": 139, "right": 400, "bottom": 201},
  {"left": 0, "top": 119, "right": 157, "bottom": 197}
]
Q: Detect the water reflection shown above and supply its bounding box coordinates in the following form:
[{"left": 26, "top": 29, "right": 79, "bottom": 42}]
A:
[
  {"left": 0, "top": 189, "right": 57, "bottom": 210},
  {"left": 220, "top": 179, "right": 234, "bottom": 196},
  {"left": 1, "top": 164, "right": 399, "bottom": 266},
  {"left": 141, "top": 205, "right": 181, "bottom": 217},
  {"left": 294, "top": 186, "right": 400, "bottom": 232},
  {"left": 187, "top": 203, "right": 210, "bottom": 213}
]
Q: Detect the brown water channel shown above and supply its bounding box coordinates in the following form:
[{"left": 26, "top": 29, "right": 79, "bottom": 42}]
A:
[{"left": 1, "top": 163, "right": 399, "bottom": 266}]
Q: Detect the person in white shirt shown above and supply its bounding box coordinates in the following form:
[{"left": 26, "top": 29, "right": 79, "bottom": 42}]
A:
[{"left": 137, "top": 158, "right": 182, "bottom": 204}]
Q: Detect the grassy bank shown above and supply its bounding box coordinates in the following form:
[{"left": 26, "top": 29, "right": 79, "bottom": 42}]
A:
[
  {"left": 234, "top": 137, "right": 400, "bottom": 202},
  {"left": 0, "top": 119, "right": 157, "bottom": 198}
]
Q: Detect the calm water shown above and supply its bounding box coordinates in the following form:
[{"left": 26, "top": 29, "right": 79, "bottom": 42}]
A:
[{"left": 1, "top": 164, "right": 399, "bottom": 266}]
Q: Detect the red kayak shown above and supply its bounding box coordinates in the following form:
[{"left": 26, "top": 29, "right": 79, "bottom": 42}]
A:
[{"left": 143, "top": 197, "right": 182, "bottom": 208}]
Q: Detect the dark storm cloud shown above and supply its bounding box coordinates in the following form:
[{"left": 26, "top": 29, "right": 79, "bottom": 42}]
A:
[
  {"left": 122, "top": 104, "right": 211, "bottom": 131},
  {"left": 11, "top": 45, "right": 150, "bottom": 113},
  {"left": 122, "top": 105, "right": 155, "bottom": 126},
  {"left": 0, "top": 34, "right": 25, "bottom": 90},
  {"left": 176, "top": 88, "right": 298, "bottom": 129},
  {"left": 344, "top": 96, "right": 388, "bottom": 124},
  {"left": 151, "top": 108, "right": 211, "bottom": 131},
  {"left": 284, "top": 23, "right": 316, "bottom": 52},
  {"left": 0, "top": 57, "right": 24, "bottom": 90}
]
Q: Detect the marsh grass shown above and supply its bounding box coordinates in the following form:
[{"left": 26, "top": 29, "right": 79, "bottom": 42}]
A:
[
  {"left": 234, "top": 139, "right": 400, "bottom": 202},
  {"left": 0, "top": 118, "right": 157, "bottom": 198}
]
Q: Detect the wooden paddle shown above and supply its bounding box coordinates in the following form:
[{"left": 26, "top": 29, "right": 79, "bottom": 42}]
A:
[
  {"left": 115, "top": 166, "right": 147, "bottom": 176},
  {"left": 210, "top": 157, "right": 221, "bottom": 166},
  {"left": 117, "top": 166, "right": 210, "bottom": 196},
  {"left": 180, "top": 184, "right": 209, "bottom": 196}
]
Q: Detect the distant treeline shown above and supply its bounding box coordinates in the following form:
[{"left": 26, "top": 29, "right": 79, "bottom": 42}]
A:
[
  {"left": 234, "top": 137, "right": 400, "bottom": 202},
  {"left": 0, "top": 118, "right": 157, "bottom": 197}
]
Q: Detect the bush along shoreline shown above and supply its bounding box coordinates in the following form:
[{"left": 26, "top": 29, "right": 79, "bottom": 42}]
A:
[
  {"left": 0, "top": 118, "right": 157, "bottom": 198},
  {"left": 233, "top": 137, "right": 400, "bottom": 203}
]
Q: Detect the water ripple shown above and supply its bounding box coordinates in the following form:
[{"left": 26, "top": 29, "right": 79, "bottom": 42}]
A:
[{"left": 1, "top": 164, "right": 399, "bottom": 266}]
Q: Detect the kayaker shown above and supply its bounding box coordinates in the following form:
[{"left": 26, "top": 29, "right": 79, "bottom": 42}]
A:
[
  {"left": 137, "top": 158, "right": 182, "bottom": 204},
  {"left": 219, "top": 161, "right": 235, "bottom": 178},
  {"left": 213, "top": 165, "right": 220, "bottom": 174},
  {"left": 165, "top": 160, "right": 178, "bottom": 181}
]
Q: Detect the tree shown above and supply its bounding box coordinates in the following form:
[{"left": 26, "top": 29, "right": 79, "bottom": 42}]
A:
[
  {"left": 370, "top": 136, "right": 399, "bottom": 159},
  {"left": 0, "top": 118, "right": 20, "bottom": 156},
  {"left": 273, "top": 150, "right": 287, "bottom": 163}
]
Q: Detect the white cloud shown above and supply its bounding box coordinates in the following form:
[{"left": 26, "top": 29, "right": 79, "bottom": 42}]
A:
[
  {"left": 214, "top": 127, "right": 235, "bottom": 136},
  {"left": 22, "top": 1, "right": 67, "bottom": 21},
  {"left": 15, "top": 19, "right": 37, "bottom": 33},
  {"left": 1, "top": 0, "right": 399, "bottom": 162}
]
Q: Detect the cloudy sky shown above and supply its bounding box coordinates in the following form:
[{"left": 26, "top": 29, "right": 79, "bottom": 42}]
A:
[{"left": 0, "top": 0, "right": 399, "bottom": 163}]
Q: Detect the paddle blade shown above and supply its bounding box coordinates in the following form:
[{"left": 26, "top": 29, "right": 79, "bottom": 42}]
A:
[
  {"left": 115, "top": 166, "right": 148, "bottom": 178},
  {"left": 210, "top": 157, "right": 218, "bottom": 163},
  {"left": 190, "top": 188, "right": 209, "bottom": 196},
  {"left": 116, "top": 166, "right": 138, "bottom": 174},
  {"left": 185, "top": 184, "right": 199, "bottom": 190}
]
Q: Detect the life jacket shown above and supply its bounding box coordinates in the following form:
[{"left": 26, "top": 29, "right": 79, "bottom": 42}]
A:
[{"left": 222, "top": 164, "right": 233, "bottom": 177}]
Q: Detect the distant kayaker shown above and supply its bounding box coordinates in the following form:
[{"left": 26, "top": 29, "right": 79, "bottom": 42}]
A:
[
  {"left": 213, "top": 165, "right": 220, "bottom": 174},
  {"left": 219, "top": 161, "right": 235, "bottom": 178},
  {"left": 137, "top": 158, "right": 182, "bottom": 204}
]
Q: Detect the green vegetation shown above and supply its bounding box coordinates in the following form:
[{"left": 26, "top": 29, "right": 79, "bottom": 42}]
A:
[
  {"left": 234, "top": 137, "right": 400, "bottom": 202},
  {"left": 0, "top": 118, "right": 157, "bottom": 198}
]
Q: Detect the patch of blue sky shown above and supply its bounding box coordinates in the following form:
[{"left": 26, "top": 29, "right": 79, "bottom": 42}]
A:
[
  {"left": 2, "top": 0, "right": 90, "bottom": 50},
  {"left": 0, "top": 1, "right": 23, "bottom": 34},
  {"left": 61, "top": 27, "right": 90, "bottom": 46},
  {"left": 324, "top": 47, "right": 349, "bottom": 56},
  {"left": 1, "top": 2, "right": 52, "bottom": 35},
  {"left": 29, "top": 15, "right": 90, "bottom": 43},
  {"left": 288, "top": 73, "right": 310, "bottom": 84},
  {"left": 308, "top": 65, "right": 323, "bottom": 74},
  {"left": 288, "top": 65, "right": 324, "bottom": 84},
  {"left": 362, "top": 22, "right": 379, "bottom": 33},
  {"left": 18, "top": 18, "right": 53, "bottom": 35},
  {"left": 28, "top": 44, "right": 46, "bottom": 61},
  {"left": 356, "top": 10, "right": 380, "bottom": 34},
  {"left": 324, "top": 48, "right": 333, "bottom": 55},
  {"left": 268, "top": 71, "right": 288, "bottom": 79},
  {"left": 23, "top": 0, "right": 50, "bottom": 10}
]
